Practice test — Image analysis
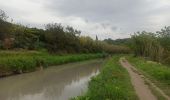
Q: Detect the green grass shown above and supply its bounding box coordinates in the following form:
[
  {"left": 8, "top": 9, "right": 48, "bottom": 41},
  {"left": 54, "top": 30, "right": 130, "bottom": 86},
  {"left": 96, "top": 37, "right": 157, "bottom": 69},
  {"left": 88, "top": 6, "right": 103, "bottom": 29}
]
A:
[
  {"left": 127, "top": 56, "right": 170, "bottom": 96},
  {"left": 72, "top": 56, "right": 138, "bottom": 100},
  {"left": 0, "top": 50, "right": 104, "bottom": 76}
]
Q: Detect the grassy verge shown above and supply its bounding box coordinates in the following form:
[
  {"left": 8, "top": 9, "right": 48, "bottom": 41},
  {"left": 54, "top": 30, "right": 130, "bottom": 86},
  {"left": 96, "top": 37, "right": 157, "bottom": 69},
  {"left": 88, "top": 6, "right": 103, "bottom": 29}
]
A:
[
  {"left": 144, "top": 79, "right": 166, "bottom": 100},
  {"left": 72, "top": 56, "right": 138, "bottom": 100},
  {"left": 127, "top": 56, "right": 170, "bottom": 96},
  {"left": 0, "top": 50, "right": 104, "bottom": 77}
]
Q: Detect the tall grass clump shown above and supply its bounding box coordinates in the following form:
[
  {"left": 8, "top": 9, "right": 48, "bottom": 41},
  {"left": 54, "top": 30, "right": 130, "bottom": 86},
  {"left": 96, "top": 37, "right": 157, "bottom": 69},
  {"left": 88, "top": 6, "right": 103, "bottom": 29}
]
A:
[
  {"left": 131, "top": 27, "right": 170, "bottom": 65},
  {"left": 72, "top": 56, "right": 138, "bottom": 100},
  {"left": 131, "top": 31, "right": 163, "bottom": 62}
]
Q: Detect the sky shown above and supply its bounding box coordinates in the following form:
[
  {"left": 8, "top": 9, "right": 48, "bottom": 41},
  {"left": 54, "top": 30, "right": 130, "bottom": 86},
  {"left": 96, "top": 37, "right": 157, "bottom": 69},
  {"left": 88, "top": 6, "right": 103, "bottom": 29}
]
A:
[{"left": 0, "top": 0, "right": 170, "bottom": 40}]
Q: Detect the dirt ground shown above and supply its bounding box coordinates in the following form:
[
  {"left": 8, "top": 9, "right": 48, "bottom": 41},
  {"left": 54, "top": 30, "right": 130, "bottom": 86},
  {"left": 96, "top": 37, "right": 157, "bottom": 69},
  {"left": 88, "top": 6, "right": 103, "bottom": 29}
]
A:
[{"left": 120, "top": 57, "right": 157, "bottom": 100}]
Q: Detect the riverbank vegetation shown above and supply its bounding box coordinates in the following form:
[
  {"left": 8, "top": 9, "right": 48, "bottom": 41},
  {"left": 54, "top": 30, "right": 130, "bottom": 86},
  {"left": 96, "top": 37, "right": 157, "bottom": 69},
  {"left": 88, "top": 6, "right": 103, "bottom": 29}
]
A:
[
  {"left": 0, "top": 10, "right": 130, "bottom": 54},
  {"left": 128, "top": 27, "right": 170, "bottom": 97},
  {"left": 127, "top": 56, "right": 170, "bottom": 96},
  {"left": 131, "top": 28, "right": 170, "bottom": 65},
  {"left": 0, "top": 10, "right": 130, "bottom": 76},
  {"left": 0, "top": 51, "right": 104, "bottom": 77},
  {"left": 72, "top": 56, "right": 138, "bottom": 100}
]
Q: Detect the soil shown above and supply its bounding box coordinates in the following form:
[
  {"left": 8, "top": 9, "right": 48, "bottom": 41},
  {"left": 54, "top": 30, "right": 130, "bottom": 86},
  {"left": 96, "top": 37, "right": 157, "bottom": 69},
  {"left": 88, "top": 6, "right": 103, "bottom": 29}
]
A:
[{"left": 120, "top": 57, "right": 157, "bottom": 100}]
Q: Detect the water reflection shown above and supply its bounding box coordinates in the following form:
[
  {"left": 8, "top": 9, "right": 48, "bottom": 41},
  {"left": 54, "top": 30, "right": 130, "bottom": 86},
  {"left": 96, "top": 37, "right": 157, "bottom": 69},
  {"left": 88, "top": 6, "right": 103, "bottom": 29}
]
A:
[{"left": 0, "top": 59, "right": 104, "bottom": 100}]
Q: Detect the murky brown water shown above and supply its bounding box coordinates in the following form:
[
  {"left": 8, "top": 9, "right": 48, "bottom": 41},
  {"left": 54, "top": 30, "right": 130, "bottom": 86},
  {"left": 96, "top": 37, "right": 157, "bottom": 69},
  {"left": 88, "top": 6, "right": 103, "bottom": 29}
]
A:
[{"left": 0, "top": 59, "right": 104, "bottom": 100}]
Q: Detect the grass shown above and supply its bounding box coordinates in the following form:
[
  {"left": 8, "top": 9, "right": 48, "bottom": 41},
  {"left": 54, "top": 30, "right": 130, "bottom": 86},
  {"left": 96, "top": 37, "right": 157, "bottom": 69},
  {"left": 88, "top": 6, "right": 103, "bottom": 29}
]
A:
[
  {"left": 144, "top": 79, "right": 166, "bottom": 100},
  {"left": 0, "top": 50, "right": 104, "bottom": 76},
  {"left": 71, "top": 55, "right": 138, "bottom": 100},
  {"left": 127, "top": 56, "right": 170, "bottom": 96}
]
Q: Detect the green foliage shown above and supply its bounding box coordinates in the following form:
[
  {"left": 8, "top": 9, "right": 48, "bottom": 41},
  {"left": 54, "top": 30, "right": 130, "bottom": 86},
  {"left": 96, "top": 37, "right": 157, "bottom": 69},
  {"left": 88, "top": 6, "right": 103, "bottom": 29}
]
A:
[
  {"left": 45, "top": 23, "right": 81, "bottom": 53},
  {"left": 79, "top": 36, "right": 130, "bottom": 54},
  {"left": 12, "top": 25, "right": 45, "bottom": 50},
  {"left": 156, "top": 26, "right": 170, "bottom": 65},
  {"left": 0, "top": 51, "right": 104, "bottom": 76},
  {"left": 104, "top": 38, "right": 131, "bottom": 46},
  {"left": 131, "top": 31, "right": 163, "bottom": 62},
  {"left": 0, "top": 9, "right": 130, "bottom": 54},
  {"left": 131, "top": 27, "right": 170, "bottom": 64},
  {"left": 157, "top": 26, "right": 170, "bottom": 51},
  {"left": 72, "top": 56, "right": 138, "bottom": 100},
  {"left": 0, "top": 20, "right": 13, "bottom": 35},
  {"left": 127, "top": 56, "right": 170, "bottom": 95}
]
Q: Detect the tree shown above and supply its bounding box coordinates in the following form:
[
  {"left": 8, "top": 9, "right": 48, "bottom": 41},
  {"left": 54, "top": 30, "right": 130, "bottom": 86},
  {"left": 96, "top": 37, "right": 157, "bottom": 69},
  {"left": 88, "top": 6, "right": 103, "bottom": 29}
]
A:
[
  {"left": 157, "top": 26, "right": 170, "bottom": 51},
  {"left": 96, "top": 35, "right": 98, "bottom": 41},
  {"left": 45, "top": 23, "right": 81, "bottom": 53},
  {"left": 156, "top": 26, "right": 170, "bottom": 64},
  {"left": 131, "top": 31, "right": 163, "bottom": 62},
  {"left": 0, "top": 10, "right": 13, "bottom": 38},
  {"left": 104, "top": 38, "right": 131, "bottom": 46},
  {"left": 0, "top": 9, "right": 8, "bottom": 21},
  {"left": 0, "top": 10, "right": 131, "bottom": 55}
]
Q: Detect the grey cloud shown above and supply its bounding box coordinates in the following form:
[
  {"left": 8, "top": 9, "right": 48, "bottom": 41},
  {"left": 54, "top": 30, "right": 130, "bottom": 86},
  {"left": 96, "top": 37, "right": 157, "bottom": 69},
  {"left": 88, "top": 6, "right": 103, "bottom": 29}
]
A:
[
  {"left": 46, "top": 0, "right": 150, "bottom": 22},
  {"left": 45, "top": 0, "right": 169, "bottom": 34},
  {"left": 1, "top": 0, "right": 170, "bottom": 39}
]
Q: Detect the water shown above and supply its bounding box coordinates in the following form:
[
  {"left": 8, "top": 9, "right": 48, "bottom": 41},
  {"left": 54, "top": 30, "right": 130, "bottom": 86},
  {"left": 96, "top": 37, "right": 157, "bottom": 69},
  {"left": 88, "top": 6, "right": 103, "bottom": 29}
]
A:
[{"left": 0, "top": 59, "right": 104, "bottom": 100}]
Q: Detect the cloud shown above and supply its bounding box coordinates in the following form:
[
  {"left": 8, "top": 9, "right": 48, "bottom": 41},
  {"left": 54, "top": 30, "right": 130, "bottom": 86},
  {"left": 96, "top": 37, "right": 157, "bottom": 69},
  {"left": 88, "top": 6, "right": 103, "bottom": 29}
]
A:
[{"left": 0, "top": 0, "right": 170, "bottom": 40}]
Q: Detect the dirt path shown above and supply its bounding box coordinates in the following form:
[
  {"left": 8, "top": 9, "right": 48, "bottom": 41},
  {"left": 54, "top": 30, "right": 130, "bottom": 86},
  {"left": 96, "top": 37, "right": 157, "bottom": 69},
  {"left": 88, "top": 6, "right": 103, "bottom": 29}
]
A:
[{"left": 120, "top": 57, "right": 157, "bottom": 100}]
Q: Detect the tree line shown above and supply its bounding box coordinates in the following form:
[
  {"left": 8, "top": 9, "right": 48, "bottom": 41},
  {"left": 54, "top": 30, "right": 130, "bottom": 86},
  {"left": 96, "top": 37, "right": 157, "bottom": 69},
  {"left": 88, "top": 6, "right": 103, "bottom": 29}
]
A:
[
  {"left": 0, "top": 10, "right": 130, "bottom": 54},
  {"left": 131, "top": 27, "right": 170, "bottom": 65}
]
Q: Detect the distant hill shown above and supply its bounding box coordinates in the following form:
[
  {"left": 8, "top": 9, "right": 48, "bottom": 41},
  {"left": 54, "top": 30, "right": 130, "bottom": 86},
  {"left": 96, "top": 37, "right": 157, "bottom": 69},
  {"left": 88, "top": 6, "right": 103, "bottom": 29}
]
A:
[{"left": 104, "top": 38, "right": 131, "bottom": 46}]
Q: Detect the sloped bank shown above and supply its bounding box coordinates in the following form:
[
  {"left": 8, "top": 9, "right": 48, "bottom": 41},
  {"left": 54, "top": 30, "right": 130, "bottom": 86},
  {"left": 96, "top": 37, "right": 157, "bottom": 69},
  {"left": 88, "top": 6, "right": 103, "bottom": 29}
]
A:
[
  {"left": 127, "top": 56, "right": 170, "bottom": 99},
  {"left": 72, "top": 55, "right": 138, "bottom": 100},
  {"left": 0, "top": 51, "right": 105, "bottom": 77}
]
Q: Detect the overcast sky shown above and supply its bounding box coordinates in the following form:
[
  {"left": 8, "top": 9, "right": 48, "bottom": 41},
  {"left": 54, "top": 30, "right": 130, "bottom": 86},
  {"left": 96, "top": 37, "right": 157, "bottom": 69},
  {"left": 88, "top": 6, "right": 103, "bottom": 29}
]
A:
[{"left": 0, "top": 0, "right": 170, "bottom": 40}]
